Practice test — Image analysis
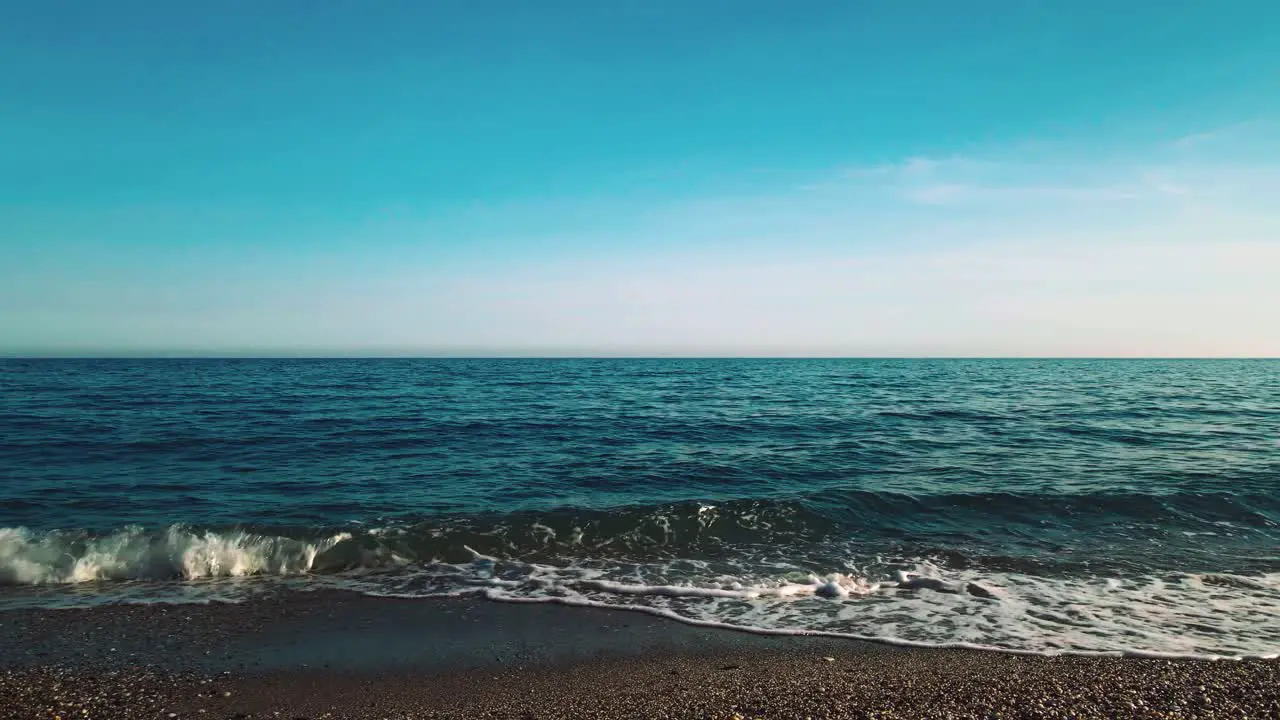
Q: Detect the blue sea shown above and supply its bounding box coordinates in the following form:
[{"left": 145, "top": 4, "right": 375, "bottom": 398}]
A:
[{"left": 2, "top": 359, "right": 1277, "bottom": 658}]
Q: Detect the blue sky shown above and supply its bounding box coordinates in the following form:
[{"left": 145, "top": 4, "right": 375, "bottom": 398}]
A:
[{"left": 2, "top": 1, "right": 1278, "bottom": 356}]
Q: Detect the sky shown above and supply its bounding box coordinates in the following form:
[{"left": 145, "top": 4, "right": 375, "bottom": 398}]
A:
[{"left": 2, "top": 1, "right": 1278, "bottom": 357}]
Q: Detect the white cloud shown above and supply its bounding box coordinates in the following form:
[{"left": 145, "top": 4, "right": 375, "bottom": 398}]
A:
[
  {"left": 389, "top": 133, "right": 1280, "bottom": 356},
  {"left": 902, "top": 182, "right": 968, "bottom": 205},
  {"left": 1142, "top": 171, "right": 1192, "bottom": 197},
  {"left": 855, "top": 154, "right": 1206, "bottom": 208},
  {"left": 1171, "top": 121, "right": 1272, "bottom": 151}
]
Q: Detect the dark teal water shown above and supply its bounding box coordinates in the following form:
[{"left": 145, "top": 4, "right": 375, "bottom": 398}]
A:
[{"left": 2, "top": 359, "right": 1278, "bottom": 657}]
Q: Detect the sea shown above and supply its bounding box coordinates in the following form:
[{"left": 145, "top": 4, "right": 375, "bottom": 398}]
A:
[{"left": 1, "top": 359, "right": 1277, "bottom": 659}]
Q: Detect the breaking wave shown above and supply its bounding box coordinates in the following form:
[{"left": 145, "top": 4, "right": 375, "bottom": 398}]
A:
[
  {"left": 2, "top": 487, "right": 1277, "bottom": 585},
  {"left": 1, "top": 505, "right": 1278, "bottom": 659},
  {"left": 0, "top": 526, "right": 350, "bottom": 584}
]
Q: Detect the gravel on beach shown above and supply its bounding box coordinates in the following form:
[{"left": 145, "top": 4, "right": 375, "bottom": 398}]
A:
[
  {"left": 3, "top": 648, "right": 1279, "bottom": 720},
  {"left": 2, "top": 594, "right": 1277, "bottom": 719}
]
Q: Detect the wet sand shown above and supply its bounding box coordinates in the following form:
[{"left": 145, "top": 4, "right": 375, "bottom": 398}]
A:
[{"left": 1, "top": 591, "right": 1277, "bottom": 719}]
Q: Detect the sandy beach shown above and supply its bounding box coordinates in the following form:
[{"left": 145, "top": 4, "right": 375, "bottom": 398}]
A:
[{"left": 2, "top": 592, "right": 1277, "bottom": 719}]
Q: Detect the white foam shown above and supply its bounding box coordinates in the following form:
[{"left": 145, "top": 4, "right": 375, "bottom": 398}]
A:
[
  {"left": 480, "top": 588, "right": 1271, "bottom": 661},
  {"left": 573, "top": 574, "right": 881, "bottom": 600},
  {"left": 333, "top": 553, "right": 1280, "bottom": 660},
  {"left": 3, "top": 526, "right": 1278, "bottom": 660},
  {"left": 462, "top": 560, "right": 1280, "bottom": 660},
  {"left": 328, "top": 553, "right": 1280, "bottom": 659},
  {"left": 0, "top": 526, "right": 350, "bottom": 584}
]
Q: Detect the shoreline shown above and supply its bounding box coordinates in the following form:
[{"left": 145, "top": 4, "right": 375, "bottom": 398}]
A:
[
  {"left": 2, "top": 592, "right": 1279, "bottom": 718},
  {"left": 0, "top": 590, "right": 894, "bottom": 675},
  {"left": 3, "top": 584, "right": 1273, "bottom": 663}
]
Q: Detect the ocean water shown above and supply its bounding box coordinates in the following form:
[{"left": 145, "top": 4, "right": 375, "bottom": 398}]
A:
[{"left": 1, "top": 358, "right": 1278, "bottom": 659}]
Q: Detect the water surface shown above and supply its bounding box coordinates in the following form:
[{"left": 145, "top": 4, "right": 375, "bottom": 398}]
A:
[{"left": 2, "top": 359, "right": 1277, "bottom": 657}]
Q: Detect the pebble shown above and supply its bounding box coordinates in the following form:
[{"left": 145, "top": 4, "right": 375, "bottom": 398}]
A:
[{"left": 5, "top": 649, "right": 1278, "bottom": 719}]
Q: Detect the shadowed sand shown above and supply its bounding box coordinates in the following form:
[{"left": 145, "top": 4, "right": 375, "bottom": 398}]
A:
[{"left": 1, "top": 591, "right": 1277, "bottom": 719}]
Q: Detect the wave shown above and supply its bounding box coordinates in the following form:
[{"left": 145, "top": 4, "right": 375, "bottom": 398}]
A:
[
  {"left": 2, "top": 517, "right": 1279, "bottom": 659},
  {"left": 2, "top": 487, "right": 1277, "bottom": 585},
  {"left": 0, "top": 526, "right": 349, "bottom": 584}
]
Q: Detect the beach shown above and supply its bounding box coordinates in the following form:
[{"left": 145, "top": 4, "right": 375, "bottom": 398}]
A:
[
  {"left": 2, "top": 591, "right": 1278, "bottom": 719},
  {"left": 4, "top": 359, "right": 1279, "bottom": 717},
  {"left": 6, "top": 0, "right": 1279, "bottom": 709}
]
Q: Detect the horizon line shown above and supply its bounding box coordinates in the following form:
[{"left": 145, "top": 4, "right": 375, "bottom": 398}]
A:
[{"left": 1, "top": 354, "right": 1275, "bottom": 361}]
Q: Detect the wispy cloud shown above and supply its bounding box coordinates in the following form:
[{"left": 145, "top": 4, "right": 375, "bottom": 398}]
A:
[
  {"left": 902, "top": 182, "right": 969, "bottom": 206},
  {"left": 1171, "top": 121, "right": 1272, "bottom": 151},
  {"left": 7, "top": 124, "right": 1277, "bottom": 356},
  {"left": 829, "top": 128, "right": 1280, "bottom": 217},
  {"left": 1142, "top": 171, "right": 1192, "bottom": 197},
  {"left": 855, "top": 154, "right": 1193, "bottom": 208}
]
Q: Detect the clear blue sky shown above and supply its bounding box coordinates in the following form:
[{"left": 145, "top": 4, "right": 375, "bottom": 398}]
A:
[{"left": 2, "top": 1, "right": 1278, "bottom": 356}]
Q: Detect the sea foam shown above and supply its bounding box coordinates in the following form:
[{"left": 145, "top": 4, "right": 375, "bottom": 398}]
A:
[
  {"left": 0, "top": 526, "right": 349, "bottom": 584},
  {"left": 3, "top": 524, "right": 1278, "bottom": 660}
]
